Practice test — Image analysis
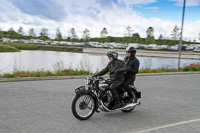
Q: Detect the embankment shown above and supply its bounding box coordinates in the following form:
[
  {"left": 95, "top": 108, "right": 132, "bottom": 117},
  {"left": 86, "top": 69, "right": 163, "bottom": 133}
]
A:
[{"left": 83, "top": 48, "right": 200, "bottom": 60}]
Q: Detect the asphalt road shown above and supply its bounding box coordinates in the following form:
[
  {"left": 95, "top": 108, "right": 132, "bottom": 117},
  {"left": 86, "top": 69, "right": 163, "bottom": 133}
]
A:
[{"left": 0, "top": 74, "right": 200, "bottom": 133}]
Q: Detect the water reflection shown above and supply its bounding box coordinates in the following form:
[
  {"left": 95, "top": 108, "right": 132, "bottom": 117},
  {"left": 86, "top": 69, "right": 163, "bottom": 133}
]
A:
[{"left": 0, "top": 50, "right": 200, "bottom": 74}]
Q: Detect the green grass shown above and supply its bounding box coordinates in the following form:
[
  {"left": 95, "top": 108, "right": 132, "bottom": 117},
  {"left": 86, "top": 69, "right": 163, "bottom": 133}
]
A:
[
  {"left": 139, "top": 66, "right": 177, "bottom": 73},
  {"left": 0, "top": 68, "right": 91, "bottom": 78},
  {"left": 0, "top": 42, "right": 83, "bottom": 52},
  {"left": 1, "top": 64, "right": 200, "bottom": 78},
  {"left": 0, "top": 44, "right": 20, "bottom": 52},
  {"left": 0, "top": 42, "right": 38, "bottom": 50},
  {"left": 37, "top": 45, "right": 82, "bottom": 52},
  {"left": 139, "top": 68, "right": 177, "bottom": 73}
]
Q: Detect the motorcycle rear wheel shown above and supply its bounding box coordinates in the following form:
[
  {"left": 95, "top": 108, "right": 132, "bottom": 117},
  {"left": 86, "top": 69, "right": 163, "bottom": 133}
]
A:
[
  {"left": 121, "top": 90, "right": 137, "bottom": 113},
  {"left": 71, "top": 93, "right": 96, "bottom": 120}
]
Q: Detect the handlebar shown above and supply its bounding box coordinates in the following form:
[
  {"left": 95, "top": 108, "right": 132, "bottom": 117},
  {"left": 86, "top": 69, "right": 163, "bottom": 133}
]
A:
[{"left": 91, "top": 76, "right": 105, "bottom": 81}]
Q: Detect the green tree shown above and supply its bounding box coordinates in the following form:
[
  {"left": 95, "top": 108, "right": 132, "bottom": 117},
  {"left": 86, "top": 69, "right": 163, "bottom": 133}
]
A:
[
  {"left": 18, "top": 27, "right": 24, "bottom": 35},
  {"left": 146, "top": 26, "right": 154, "bottom": 37},
  {"left": 0, "top": 28, "right": 4, "bottom": 39},
  {"left": 122, "top": 37, "right": 129, "bottom": 43},
  {"left": 123, "top": 25, "right": 133, "bottom": 43},
  {"left": 7, "top": 28, "right": 17, "bottom": 39},
  {"left": 28, "top": 28, "right": 36, "bottom": 38},
  {"left": 106, "top": 36, "right": 112, "bottom": 43},
  {"left": 125, "top": 25, "right": 133, "bottom": 37},
  {"left": 69, "top": 28, "right": 77, "bottom": 42},
  {"left": 67, "top": 37, "right": 71, "bottom": 42},
  {"left": 199, "top": 33, "right": 200, "bottom": 41},
  {"left": 55, "top": 28, "right": 63, "bottom": 41},
  {"left": 171, "top": 25, "right": 180, "bottom": 40},
  {"left": 39, "top": 28, "right": 48, "bottom": 41},
  {"left": 157, "top": 34, "right": 164, "bottom": 45},
  {"left": 17, "top": 27, "right": 24, "bottom": 39},
  {"left": 100, "top": 28, "right": 108, "bottom": 43},
  {"left": 82, "top": 28, "right": 90, "bottom": 42},
  {"left": 132, "top": 33, "right": 140, "bottom": 43},
  {"left": 100, "top": 28, "right": 108, "bottom": 38},
  {"left": 193, "top": 37, "right": 196, "bottom": 43},
  {"left": 146, "top": 27, "right": 155, "bottom": 44}
]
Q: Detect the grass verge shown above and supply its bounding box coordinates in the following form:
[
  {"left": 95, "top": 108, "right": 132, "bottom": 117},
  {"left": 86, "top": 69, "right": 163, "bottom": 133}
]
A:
[
  {"left": 1, "top": 63, "right": 200, "bottom": 78},
  {"left": 0, "top": 44, "right": 20, "bottom": 52},
  {"left": 0, "top": 68, "right": 90, "bottom": 78},
  {"left": 0, "top": 42, "right": 83, "bottom": 52}
]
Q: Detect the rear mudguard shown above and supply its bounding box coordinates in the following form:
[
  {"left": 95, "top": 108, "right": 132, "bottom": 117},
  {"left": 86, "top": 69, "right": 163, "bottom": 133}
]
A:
[{"left": 129, "top": 85, "right": 141, "bottom": 99}]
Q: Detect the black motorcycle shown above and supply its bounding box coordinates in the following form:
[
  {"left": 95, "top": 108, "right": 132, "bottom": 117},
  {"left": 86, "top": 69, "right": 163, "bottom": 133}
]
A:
[{"left": 71, "top": 76, "right": 141, "bottom": 120}]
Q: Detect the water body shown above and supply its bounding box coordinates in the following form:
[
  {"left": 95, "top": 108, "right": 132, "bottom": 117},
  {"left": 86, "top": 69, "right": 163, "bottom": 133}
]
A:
[{"left": 0, "top": 50, "right": 200, "bottom": 74}]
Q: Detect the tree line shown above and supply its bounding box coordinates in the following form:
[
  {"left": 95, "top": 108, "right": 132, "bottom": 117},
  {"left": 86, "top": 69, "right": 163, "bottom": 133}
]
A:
[{"left": 0, "top": 26, "right": 199, "bottom": 46}]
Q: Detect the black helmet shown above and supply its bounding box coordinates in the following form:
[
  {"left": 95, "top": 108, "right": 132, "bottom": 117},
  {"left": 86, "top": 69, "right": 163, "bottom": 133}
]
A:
[
  {"left": 126, "top": 47, "right": 136, "bottom": 56},
  {"left": 106, "top": 50, "right": 118, "bottom": 60}
]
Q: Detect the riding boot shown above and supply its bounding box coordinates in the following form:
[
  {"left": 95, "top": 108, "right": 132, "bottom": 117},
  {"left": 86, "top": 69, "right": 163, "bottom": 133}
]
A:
[
  {"left": 110, "top": 89, "right": 121, "bottom": 110},
  {"left": 126, "top": 89, "right": 134, "bottom": 102},
  {"left": 112, "top": 97, "right": 121, "bottom": 110}
]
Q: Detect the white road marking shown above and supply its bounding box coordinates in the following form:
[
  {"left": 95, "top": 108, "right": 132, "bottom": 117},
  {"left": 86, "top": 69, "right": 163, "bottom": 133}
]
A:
[{"left": 123, "top": 118, "right": 200, "bottom": 133}]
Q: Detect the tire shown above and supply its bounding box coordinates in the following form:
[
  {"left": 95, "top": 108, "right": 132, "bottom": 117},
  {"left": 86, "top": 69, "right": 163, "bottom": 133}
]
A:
[
  {"left": 121, "top": 90, "right": 138, "bottom": 113},
  {"left": 71, "top": 92, "right": 96, "bottom": 120}
]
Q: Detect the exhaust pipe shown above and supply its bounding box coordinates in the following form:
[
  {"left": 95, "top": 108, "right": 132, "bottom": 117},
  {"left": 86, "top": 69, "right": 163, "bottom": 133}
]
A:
[
  {"left": 99, "top": 100, "right": 141, "bottom": 112},
  {"left": 120, "top": 101, "right": 141, "bottom": 110}
]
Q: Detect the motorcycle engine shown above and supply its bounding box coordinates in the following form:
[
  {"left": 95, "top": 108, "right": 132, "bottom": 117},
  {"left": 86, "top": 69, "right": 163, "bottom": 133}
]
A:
[
  {"left": 99, "top": 90, "right": 112, "bottom": 102},
  {"left": 99, "top": 83, "right": 109, "bottom": 90},
  {"left": 99, "top": 91, "right": 108, "bottom": 101}
]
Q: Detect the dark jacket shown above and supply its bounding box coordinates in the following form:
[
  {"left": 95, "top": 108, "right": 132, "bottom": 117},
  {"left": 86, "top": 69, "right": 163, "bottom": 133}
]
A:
[
  {"left": 95, "top": 59, "right": 125, "bottom": 81},
  {"left": 117, "top": 56, "right": 140, "bottom": 79},
  {"left": 123, "top": 56, "right": 140, "bottom": 79}
]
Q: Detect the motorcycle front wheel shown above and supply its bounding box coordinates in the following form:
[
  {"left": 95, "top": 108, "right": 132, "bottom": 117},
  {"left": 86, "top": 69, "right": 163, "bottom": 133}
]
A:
[{"left": 71, "top": 93, "right": 96, "bottom": 120}]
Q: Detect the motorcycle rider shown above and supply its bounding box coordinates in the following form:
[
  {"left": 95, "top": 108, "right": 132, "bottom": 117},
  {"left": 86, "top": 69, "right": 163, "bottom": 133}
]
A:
[
  {"left": 116, "top": 47, "right": 140, "bottom": 102},
  {"left": 93, "top": 50, "right": 125, "bottom": 109}
]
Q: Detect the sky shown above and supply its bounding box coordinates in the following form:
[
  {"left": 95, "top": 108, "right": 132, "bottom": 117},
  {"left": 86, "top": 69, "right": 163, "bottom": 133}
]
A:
[{"left": 0, "top": 0, "right": 200, "bottom": 41}]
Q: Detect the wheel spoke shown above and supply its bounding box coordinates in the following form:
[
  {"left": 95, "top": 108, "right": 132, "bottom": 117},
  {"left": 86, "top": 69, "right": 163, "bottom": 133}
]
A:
[{"left": 75, "top": 94, "right": 95, "bottom": 118}]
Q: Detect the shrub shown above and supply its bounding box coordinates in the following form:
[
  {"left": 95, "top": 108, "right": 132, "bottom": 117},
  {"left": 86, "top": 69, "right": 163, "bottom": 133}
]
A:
[
  {"left": 139, "top": 68, "right": 151, "bottom": 73},
  {"left": 20, "top": 73, "right": 31, "bottom": 77},
  {"left": 181, "top": 63, "right": 200, "bottom": 72},
  {"left": 45, "top": 71, "right": 54, "bottom": 76},
  {"left": 1, "top": 64, "right": 200, "bottom": 78},
  {"left": 3, "top": 73, "right": 15, "bottom": 78}
]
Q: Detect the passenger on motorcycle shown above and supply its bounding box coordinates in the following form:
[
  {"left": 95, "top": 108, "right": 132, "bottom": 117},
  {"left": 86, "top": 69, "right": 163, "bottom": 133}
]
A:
[
  {"left": 116, "top": 47, "right": 140, "bottom": 102},
  {"left": 93, "top": 50, "right": 125, "bottom": 109}
]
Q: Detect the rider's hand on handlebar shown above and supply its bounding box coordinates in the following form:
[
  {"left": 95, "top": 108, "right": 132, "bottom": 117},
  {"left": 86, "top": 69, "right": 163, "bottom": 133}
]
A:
[{"left": 92, "top": 74, "right": 98, "bottom": 78}]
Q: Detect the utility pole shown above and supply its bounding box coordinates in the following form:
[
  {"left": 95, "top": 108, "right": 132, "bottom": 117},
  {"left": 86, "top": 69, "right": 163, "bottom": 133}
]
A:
[{"left": 178, "top": 0, "right": 186, "bottom": 71}]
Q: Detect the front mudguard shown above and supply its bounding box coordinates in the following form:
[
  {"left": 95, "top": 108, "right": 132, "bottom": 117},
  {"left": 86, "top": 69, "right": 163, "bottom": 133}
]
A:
[{"left": 75, "top": 86, "right": 98, "bottom": 111}]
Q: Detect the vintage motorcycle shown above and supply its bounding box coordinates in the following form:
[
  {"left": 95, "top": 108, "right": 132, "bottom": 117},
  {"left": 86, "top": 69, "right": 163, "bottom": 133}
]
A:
[{"left": 71, "top": 76, "right": 141, "bottom": 120}]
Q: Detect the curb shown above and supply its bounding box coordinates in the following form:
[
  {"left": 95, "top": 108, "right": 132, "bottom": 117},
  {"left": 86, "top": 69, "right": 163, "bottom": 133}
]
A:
[{"left": 0, "top": 72, "right": 200, "bottom": 82}]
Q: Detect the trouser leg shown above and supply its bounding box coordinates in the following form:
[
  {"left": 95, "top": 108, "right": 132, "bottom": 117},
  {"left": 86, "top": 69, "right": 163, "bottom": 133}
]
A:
[
  {"left": 123, "top": 77, "right": 135, "bottom": 99},
  {"left": 110, "top": 89, "right": 119, "bottom": 104},
  {"left": 109, "top": 81, "right": 123, "bottom": 109}
]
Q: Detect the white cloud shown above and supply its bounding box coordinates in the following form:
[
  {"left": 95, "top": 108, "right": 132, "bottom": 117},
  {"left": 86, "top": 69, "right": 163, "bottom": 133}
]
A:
[
  {"left": 169, "top": 0, "right": 200, "bottom": 6},
  {"left": 56, "top": 0, "right": 97, "bottom": 9},
  {"left": 145, "top": 7, "right": 160, "bottom": 9},
  {"left": 7, "top": 0, "right": 67, "bottom": 21},
  {"left": 145, "top": 7, "right": 160, "bottom": 10},
  {"left": 0, "top": 0, "right": 199, "bottom": 41},
  {"left": 183, "top": 20, "right": 200, "bottom": 41},
  {"left": 123, "top": 0, "right": 157, "bottom": 5}
]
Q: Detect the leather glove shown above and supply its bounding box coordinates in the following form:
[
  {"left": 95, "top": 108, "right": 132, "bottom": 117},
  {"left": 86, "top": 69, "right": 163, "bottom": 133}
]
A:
[{"left": 92, "top": 74, "right": 98, "bottom": 78}]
